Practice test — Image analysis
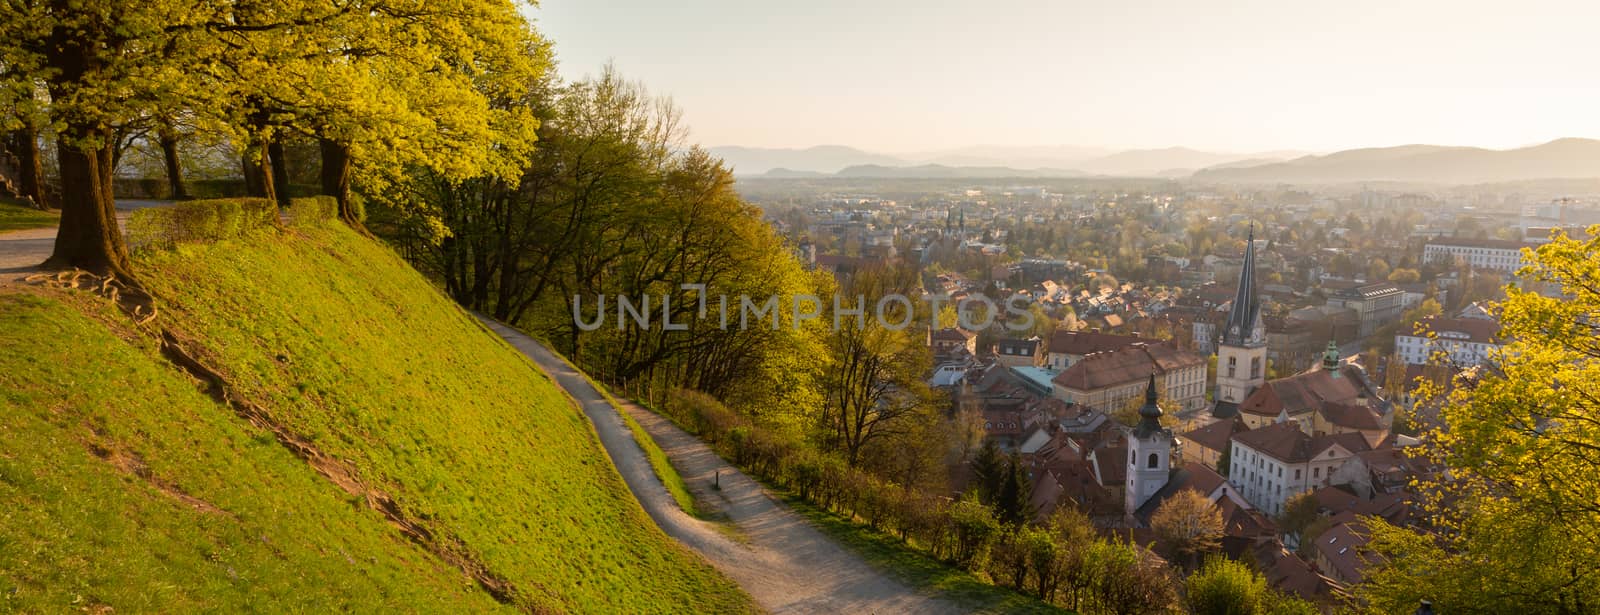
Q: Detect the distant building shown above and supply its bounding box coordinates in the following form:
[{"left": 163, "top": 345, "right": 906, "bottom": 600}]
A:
[
  {"left": 995, "top": 336, "right": 1045, "bottom": 368},
  {"left": 1051, "top": 342, "right": 1208, "bottom": 412},
  {"left": 1324, "top": 282, "right": 1404, "bottom": 338},
  {"left": 1234, "top": 344, "right": 1392, "bottom": 446},
  {"left": 929, "top": 327, "right": 977, "bottom": 357},
  {"left": 1044, "top": 330, "right": 1147, "bottom": 371},
  {"left": 1423, "top": 238, "right": 1535, "bottom": 273},
  {"left": 1228, "top": 421, "right": 1371, "bottom": 516},
  {"left": 1395, "top": 315, "right": 1502, "bottom": 367}
]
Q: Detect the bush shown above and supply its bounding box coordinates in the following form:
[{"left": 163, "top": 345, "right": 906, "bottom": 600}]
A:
[
  {"left": 127, "top": 198, "right": 278, "bottom": 250},
  {"left": 288, "top": 196, "right": 338, "bottom": 227}
]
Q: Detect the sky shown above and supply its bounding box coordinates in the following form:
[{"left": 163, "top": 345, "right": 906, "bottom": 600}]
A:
[{"left": 530, "top": 0, "right": 1600, "bottom": 154}]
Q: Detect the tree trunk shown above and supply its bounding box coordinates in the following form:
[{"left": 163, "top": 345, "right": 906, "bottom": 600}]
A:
[
  {"left": 241, "top": 145, "right": 275, "bottom": 202},
  {"left": 267, "top": 138, "right": 291, "bottom": 208},
  {"left": 318, "top": 138, "right": 356, "bottom": 225},
  {"left": 157, "top": 121, "right": 187, "bottom": 200},
  {"left": 47, "top": 133, "right": 130, "bottom": 277},
  {"left": 10, "top": 129, "right": 47, "bottom": 209}
]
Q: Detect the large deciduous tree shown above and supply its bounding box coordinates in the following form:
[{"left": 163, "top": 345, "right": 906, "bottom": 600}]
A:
[{"left": 1359, "top": 226, "right": 1600, "bottom": 613}]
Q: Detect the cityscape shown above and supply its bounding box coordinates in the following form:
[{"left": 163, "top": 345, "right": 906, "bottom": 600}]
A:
[{"left": 3, "top": 1, "right": 1599, "bottom": 614}]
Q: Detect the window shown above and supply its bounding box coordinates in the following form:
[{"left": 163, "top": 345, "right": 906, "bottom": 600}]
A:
[
  {"left": 1295, "top": 469, "right": 1302, "bottom": 480},
  {"left": 1314, "top": 467, "right": 1321, "bottom": 478},
  {"left": 1147, "top": 453, "right": 1159, "bottom": 469},
  {"left": 1251, "top": 356, "right": 1261, "bottom": 378}
]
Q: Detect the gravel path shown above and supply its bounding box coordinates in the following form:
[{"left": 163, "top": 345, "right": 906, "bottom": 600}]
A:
[
  {"left": 0, "top": 200, "right": 171, "bottom": 283},
  {"left": 479, "top": 317, "right": 962, "bottom": 615}
]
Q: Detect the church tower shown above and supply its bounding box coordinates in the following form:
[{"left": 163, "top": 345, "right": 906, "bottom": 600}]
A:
[
  {"left": 1126, "top": 376, "right": 1174, "bottom": 514},
  {"left": 1213, "top": 225, "right": 1267, "bottom": 417}
]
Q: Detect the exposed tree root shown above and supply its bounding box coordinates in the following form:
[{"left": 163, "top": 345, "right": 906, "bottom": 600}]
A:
[{"left": 153, "top": 328, "right": 532, "bottom": 609}]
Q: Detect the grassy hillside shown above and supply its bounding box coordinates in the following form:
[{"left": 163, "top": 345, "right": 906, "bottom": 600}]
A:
[{"left": 0, "top": 221, "right": 752, "bottom": 613}]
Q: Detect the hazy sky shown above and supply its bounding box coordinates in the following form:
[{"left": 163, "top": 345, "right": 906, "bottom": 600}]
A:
[{"left": 532, "top": 0, "right": 1600, "bottom": 154}]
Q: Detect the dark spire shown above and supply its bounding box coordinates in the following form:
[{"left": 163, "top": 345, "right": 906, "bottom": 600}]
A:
[
  {"left": 1134, "top": 375, "right": 1165, "bottom": 438},
  {"left": 1222, "top": 223, "right": 1263, "bottom": 348}
]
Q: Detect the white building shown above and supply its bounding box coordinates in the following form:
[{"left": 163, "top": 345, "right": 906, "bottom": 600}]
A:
[
  {"left": 1227, "top": 421, "right": 1370, "bottom": 516},
  {"left": 1395, "top": 315, "right": 1503, "bottom": 367},
  {"left": 1423, "top": 238, "right": 1535, "bottom": 274}
]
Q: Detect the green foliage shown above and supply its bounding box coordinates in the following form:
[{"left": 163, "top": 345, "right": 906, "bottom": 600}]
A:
[
  {"left": 287, "top": 195, "right": 339, "bottom": 227},
  {"left": 0, "top": 198, "right": 57, "bottom": 232},
  {"left": 126, "top": 198, "right": 279, "bottom": 250},
  {"left": 1187, "top": 557, "right": 1269, "bottom": 615},
  {"left": 122, "top": 224, "right": 751, "bottom": 613},
  {"left": 1359, "top": 225, "right": 1600, "bottom": 613},
  {"left": 971, "top": 438, "right": 1006, "bottom": 503}
]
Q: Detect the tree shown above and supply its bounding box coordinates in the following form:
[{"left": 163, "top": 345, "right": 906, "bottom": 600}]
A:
[
  {"left": 1278, "top": 491, "right": 1321, "bottom": 542},
  {"left": 1187, "top": 556, "right": 1319, "bottom": 615},
  {"left": 948, "top": 494, "right": 999, "bottom": 569},
  {"left": 1088, "top": 539, "right": 1179, "bottom": 615},
  {"left": 1187, "top": 556, "right": 1269, "bottom": 614},
  {"left": 1216, "top": 441, "right": 1232, "bottom": 477},
  {"left": 970, "top": 438, "right": 1005, "bottom": 504},
  {"left": 1359, "top": 226, "right": 1600, "bottom": 612},
  {"left": 1388, "top": 268, "right": 1422, "bottom": 284},
  {"left": 995, "top": 453, "right": 1033, "bottom": 526},
  {"left": 1150, "top": 490, "right": 1223, "bottom": 570}
]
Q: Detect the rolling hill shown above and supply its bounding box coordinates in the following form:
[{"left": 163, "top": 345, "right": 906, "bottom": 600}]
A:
[
  {"left": 832, "top": 164, "right": 1087, "bottom": 179},
  {"left": 1194, "top": 138, "right": 1600, "bottom": 184},
  {"left": 0, "top": 221, "right": 752, "bottom": 613},
  {"left": 707, "top": 145, "right": 907, "bottom": 175}
]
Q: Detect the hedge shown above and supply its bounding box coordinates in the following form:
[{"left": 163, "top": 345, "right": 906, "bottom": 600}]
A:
[
  {"left": 288, "top": 196, "right": 338, "bottom": 227},
  {"left": 127, "top": 198, "right": 280, "bottom": 250}
]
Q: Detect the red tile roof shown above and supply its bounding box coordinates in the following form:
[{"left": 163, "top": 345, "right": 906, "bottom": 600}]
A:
[
  {"left": 1239, "top": 363, "right": 1380, "bottom": 418},
  {"left": 1052, "top": 342, "right": 1206, "bottom": 391},
  {"left": 1182, "top": 417, "right": 1249, "bottom": 455},
  {"left": 1232, "top": 421, "right": 1371, "bottom": 464},
  {"left": 1046, "top": 330, "right": 1147, "bottom": 356}
]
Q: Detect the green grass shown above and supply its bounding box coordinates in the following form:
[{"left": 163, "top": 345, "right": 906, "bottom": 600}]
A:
[
  {"left": 784, "top": 497, "right": 1071, "bottom": 615},
  {"left": 0, "top": 293, "right": 503, "bottom": 612},
  {"left": 0, "top": 222, "right": 754, "bottom": 613},
  {"left": 531, "top": 347, "right": 702, "bottom": 519},
  {"left": 0, "top": 198, "right": 56, "bottom": 232}
]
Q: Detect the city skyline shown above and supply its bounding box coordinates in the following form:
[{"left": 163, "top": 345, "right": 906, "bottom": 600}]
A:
[{"left": 535, "top": 0, "right": 1600, "bottom": 153}]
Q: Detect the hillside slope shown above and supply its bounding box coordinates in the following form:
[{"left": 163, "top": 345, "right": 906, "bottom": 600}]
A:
[
  {"left": 0, "top": 222, "right": 752, "bottom": 613},
  {"left": 1194, "top": 138, "right": 1600, "bottom": 184}
]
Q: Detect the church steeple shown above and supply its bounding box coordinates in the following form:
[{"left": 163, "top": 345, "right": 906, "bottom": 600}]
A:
[
  {"left": 1211, "top": 223, "right": 1270, "bottom": 415},
  {"left": 1222, "top": 224, "right": 1264, "bottom": 348},
  {"left": 1134, "top": 375, "right": 1165, "bottom": 438}
]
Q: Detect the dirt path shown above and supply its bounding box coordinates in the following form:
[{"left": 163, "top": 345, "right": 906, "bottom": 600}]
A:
[
  {"left": 0, "top": 200, "right": 170, "bottom": 284},
  {"left": 478, "top": 318, "right": 962, "bottom": 615}
]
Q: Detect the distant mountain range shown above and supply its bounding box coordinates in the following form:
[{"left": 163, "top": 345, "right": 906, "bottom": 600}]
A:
[
  {"left": 711, "top": 144, "right": 1305, "bottom": 179},
  {"left": 1192, "top": 138, "right": 1600, "bottom": 184},
  {"left": 715, "top": 138, "right": 1600, "bottom": 184}
]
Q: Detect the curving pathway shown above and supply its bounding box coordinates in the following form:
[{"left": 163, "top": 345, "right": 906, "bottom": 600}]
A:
[
  {"left": 478, "top": 317, "right": 962, "bottom": 615},
  {"left": 0, "top": 200, "right": 171, "bottom": 283}
]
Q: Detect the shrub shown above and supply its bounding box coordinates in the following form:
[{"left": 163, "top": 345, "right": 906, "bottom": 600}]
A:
[
  {"left": 948, "top": 495, "right": 1000, "bottom": 569},
  {"left": 288, "top": 196, "right": 339, "bottom": 227},
  {"left": 127, "top": 198, "right": 278, "bottom": 250}
]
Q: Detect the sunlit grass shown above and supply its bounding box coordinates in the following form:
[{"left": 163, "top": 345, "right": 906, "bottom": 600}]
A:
[
  {"left": 0, "top": 198, "right": 56, "bottom": 232},
  {"left": 0, "top": 221, "right": 753, "bottom": 613}
]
